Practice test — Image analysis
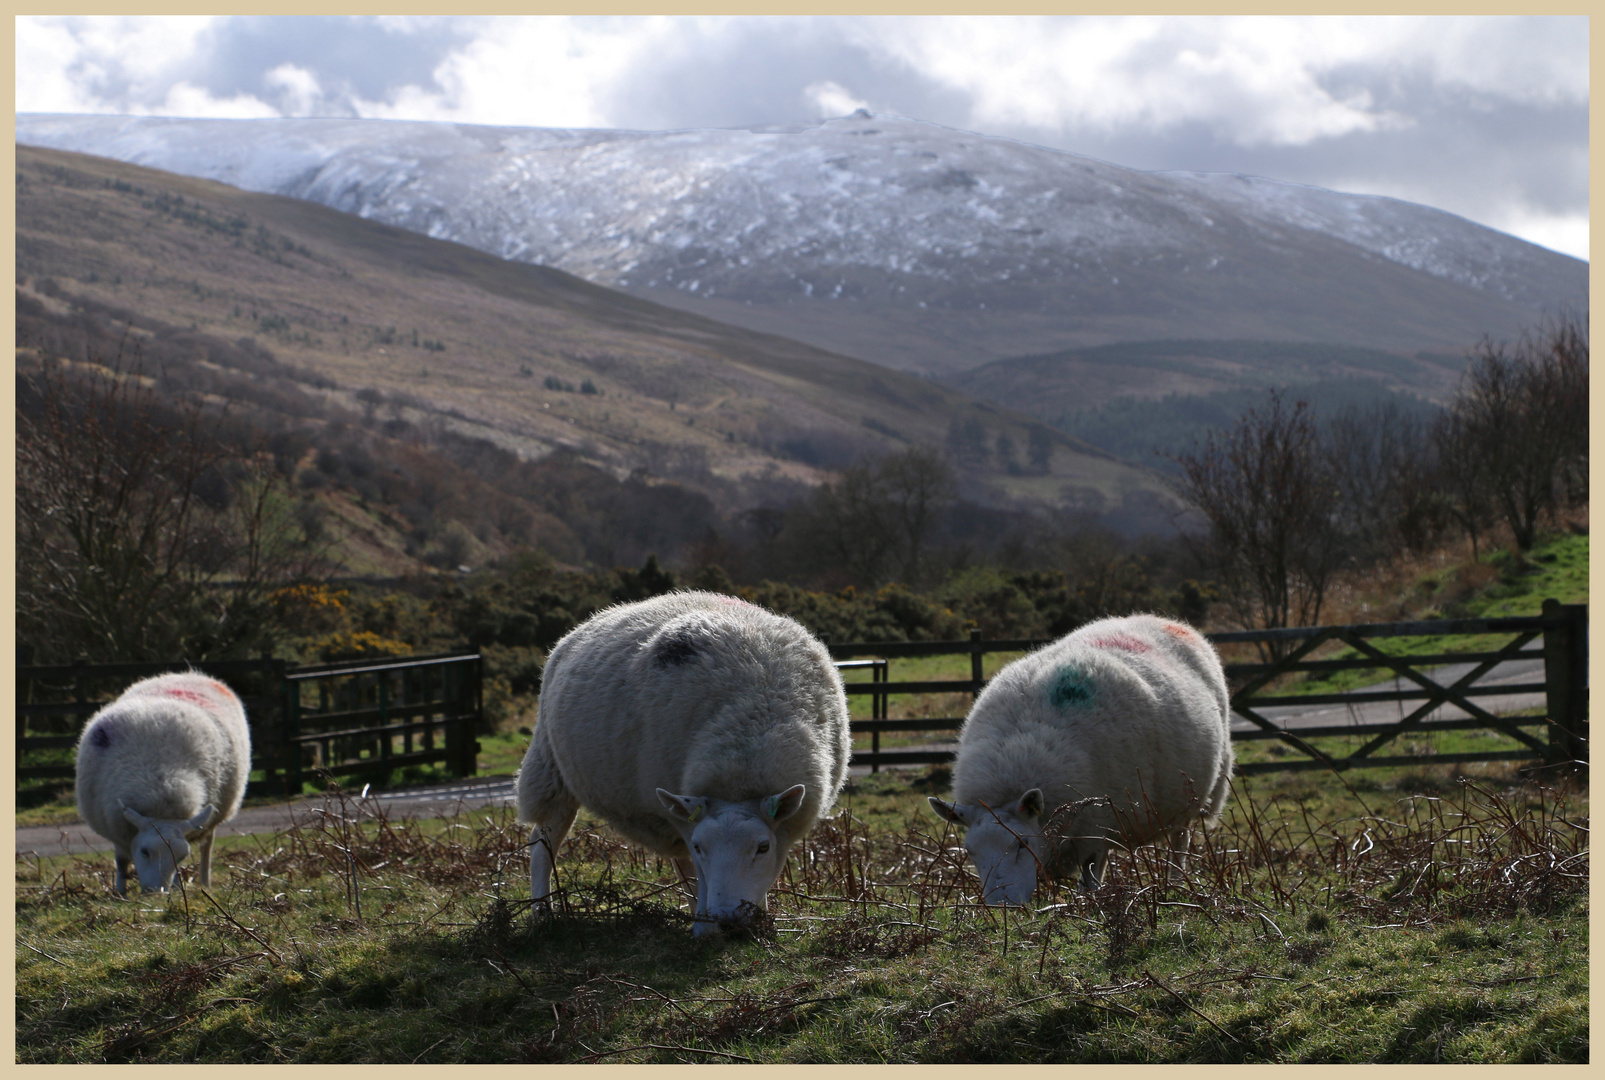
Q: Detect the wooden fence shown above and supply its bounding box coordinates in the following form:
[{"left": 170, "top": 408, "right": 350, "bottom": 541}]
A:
[
  {"left": 281, "top": 653, "right": 481, "bottom": 794},
  {"left": 16, "top": 657, "right": 289, "bottom": 784},
  {"left": 829, "top": 600, "right": 1587, "bottom": 776},
  {"left": 16, "top": 652, "right": 483, "bottom": 795}
]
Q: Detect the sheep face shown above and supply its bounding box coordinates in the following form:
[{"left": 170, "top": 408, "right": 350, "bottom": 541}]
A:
[
  {"left": 658, "top": 784, "right": 806, "bottom": 936},
  {"left": 929, "top": 790, "right": 1046, "bottom": 906},
  {"left": 121, "top": 802, "right": 213, "bottom": 892}
]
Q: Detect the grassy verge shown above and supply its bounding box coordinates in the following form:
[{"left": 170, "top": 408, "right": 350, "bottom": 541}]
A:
[
  {"left": 1288, "top": 532, "right": 1587, "bottom": 699},
  {"left": 16, "top": 765, "right": 1587, "bottom": 1063}
]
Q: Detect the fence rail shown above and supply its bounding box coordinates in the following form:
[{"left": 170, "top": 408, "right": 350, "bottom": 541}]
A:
[
  {"left": 17, "top": 602, "right": 1585, "bottom": 794},
  {"left": 16, "top": 652, "right": 483, "bottom": 795},
  {"left": 829, "top": 600, "right": 1587, "bottom": 776}
]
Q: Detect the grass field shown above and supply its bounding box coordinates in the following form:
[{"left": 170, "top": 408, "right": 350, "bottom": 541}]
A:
[
  {"left": 16, "top": 532, "right": 1588, "bottom": 1061},
  {"left": 15, "top": 761, "right": 1587, "bottom": 1063}
]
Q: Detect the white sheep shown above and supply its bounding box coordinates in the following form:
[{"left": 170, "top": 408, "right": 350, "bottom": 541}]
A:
[
  {"left": 74, "top": 672, "right": 252, "bottom": 894},
  {"left": 517, "top": 591, "right": 851, "bottom": 935},
  {"left": 929, "top": 614, "right": 1233, "bottom": 904}
]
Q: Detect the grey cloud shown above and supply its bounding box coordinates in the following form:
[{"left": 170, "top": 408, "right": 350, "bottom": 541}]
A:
[
  {"left": 595, "top": 19, "right": 971, "bottom": 131},
  {"left": 182, "top": 16, "right": 477, "bottom": 115}
]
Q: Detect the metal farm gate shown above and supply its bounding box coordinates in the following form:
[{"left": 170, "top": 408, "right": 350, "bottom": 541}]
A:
[{"left": 829, "top": 601, "right": 1587, "bottom": 776}]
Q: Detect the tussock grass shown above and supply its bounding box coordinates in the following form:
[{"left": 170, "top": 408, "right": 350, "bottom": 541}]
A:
[{"left": 15, "top": 768, "right": 1587, "bottom": 1063}]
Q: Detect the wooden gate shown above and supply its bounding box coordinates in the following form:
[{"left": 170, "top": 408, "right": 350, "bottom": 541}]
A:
[
  {"left": 830, "top": 601, "right": 1586, "bottom": 775},
  {"left": 15, "top": 652, "right": 483, "bottom": 796},
  {"left": 283, "top": 653, "right": 482, "bottom": 793}
]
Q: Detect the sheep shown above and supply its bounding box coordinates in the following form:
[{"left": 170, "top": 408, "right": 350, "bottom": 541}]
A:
[
  {"left": 929, "top": 614, "right": 1233, "bottom": 905},
  {"left": 74, "top": 672, "right": 252, "bottom": 895},
  {"left": 517, "top": 590, "right": 851, "bottom": 935}
]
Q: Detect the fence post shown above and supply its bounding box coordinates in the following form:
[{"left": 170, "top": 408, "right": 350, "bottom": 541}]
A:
[
  {"left": 1541, "top": 599, "right": 1588, "bottom": 767},
  {"left": 969, "top": 628, "right": 984, "bottom": 700},
  {"left": 284, "top": 671, "right": 303, "bottom": 797},
  {"left": 461, "top": 655, "right": 482, "bottom": 778}
]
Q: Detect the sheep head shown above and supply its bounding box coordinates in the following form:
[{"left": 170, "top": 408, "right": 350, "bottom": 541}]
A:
[
  {"left": 658, "top": 784, "right": 807, "bottom": 936},
  {"left": 928, "top": 789, "right": 1046, "bottom": 906},
  {"left": 120, "top": 800, "right": 213, "bottom": 892}
]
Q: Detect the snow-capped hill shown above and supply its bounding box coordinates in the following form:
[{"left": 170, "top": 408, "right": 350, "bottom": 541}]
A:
[{"left": 15, "top": 111, "right": 1585, "bottom": 374}]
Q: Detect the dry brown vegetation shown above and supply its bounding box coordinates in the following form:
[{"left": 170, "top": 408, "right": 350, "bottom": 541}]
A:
[{"left": 16, "top": 767, "right": 1588, "bottom": 1062}]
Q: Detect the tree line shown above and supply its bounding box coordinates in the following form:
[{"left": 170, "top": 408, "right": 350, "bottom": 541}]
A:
[{"left": 1172, "top": 312, "right": 1587, "bottom": 650}]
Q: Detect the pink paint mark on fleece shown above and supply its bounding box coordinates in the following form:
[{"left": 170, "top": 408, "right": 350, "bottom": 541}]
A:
[
  {"left": 1090, "top": 633, "right": 1151, "bottom": 654},
  {"left": 159, "top": 686, "right": 216, "bottom": 708}
]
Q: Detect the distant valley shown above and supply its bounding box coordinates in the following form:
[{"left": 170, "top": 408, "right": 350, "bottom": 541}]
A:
[{"left": 15, "top": 145, "right": 1179, "bottom": 566}]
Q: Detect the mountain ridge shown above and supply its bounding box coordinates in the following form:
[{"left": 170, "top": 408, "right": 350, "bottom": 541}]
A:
[{"left": 17, "top": 111, "right": 1585, "bottom": 375}]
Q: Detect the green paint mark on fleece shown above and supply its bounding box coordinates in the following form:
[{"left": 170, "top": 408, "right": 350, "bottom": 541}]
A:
[{"left": 1049, "top": 665, "right": 1096, "bottom": 709}]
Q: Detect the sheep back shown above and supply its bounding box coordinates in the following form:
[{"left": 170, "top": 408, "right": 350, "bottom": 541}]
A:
[
  {"left": 952, "top": 614, "right": 1232, "bottom": 870},
  {"left": 75, "top": 672, "right": 252, "bottom": 852},
  {"left": 523, "top": 591, "right": 851, "bottom": 854}
]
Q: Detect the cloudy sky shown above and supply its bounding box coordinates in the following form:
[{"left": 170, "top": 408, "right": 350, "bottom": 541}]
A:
[{"left": 15, "top": 14, "right": 1590, "bottom": 260}]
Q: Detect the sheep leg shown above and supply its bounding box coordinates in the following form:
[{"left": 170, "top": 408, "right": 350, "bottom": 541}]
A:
[
  {"left": 518, "top": 728, "right": 580, "bottom": 909},
  {"left": 1166, "top": 825, "right": 1193, "bottom": 883},
  {"left": 114, "top": 853, "right": 133, "bottom": 896},
  {"left": 196, "top": 829, "right": 215, "bottom": 888},
  {"left": 528, "top": 806, "right": 577, "bottom": 910},
  {"left": 1078, "top": 849, "right": 1105, "bottom": 891}
]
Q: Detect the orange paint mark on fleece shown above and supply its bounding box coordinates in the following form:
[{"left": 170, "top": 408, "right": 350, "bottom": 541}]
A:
[
  {"left": 1090, "top": 633, "right": 1151, "bottom": 654},
  {"left": 1161, "top": 623, "right": 1196, "bottom": 640}
]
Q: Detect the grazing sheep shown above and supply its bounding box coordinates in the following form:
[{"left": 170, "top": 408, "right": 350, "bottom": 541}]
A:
[
  {"left": 929, "top": 614, "right": 1233, "bottom": 904},
  {"left": 517, "top": 591, "right": 851, "bottom": 935},
  {"left": 74, "top": 672, "right": 252, "bottom": 894}
]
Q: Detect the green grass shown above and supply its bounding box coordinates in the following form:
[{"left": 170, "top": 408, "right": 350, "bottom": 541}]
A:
[
  {"left": 1281, "top": 531, "right": 1587, "bottom": 701},
  {"left": 15, "top": 767, "right": 1588, "bottom": 1063}
]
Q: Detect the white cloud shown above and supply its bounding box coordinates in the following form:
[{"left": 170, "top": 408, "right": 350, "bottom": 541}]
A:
[
  {"left": 859, "top": 15, "right": 1577, "bottom": 148},
  {"left": 804, "top": 80, "right": 869, "bottom": 118},
  {"left": 157, "top": 82, "right": 279, "bottom": 120},
  {"left": 264, "top": 63, "right": 324, "bottom": 117},
  {"left": 354, "top": 16, "right": 673, "bottom": 128},
  {"left": 1487, "top": 212, "right": 1590, "bottom": 262},
  {"left": 16, "top": 15, "right": 222, "bottom": 112},
  {"left": 14, "top": 18, "right": 96, "bottom": 113}
]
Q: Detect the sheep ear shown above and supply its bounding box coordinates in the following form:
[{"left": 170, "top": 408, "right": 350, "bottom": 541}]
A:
[
  {"left": 928, "top": 797, "right": 972, "bottom": 826},
  {"left": 657, "top": 789, "right": 707, "bottom": 824},
  {"left": 763, "top": 784, "right": 806, "bottom": 822},
  {"left": 1017, "top": 789, "right": 1045, "bottom": 819},
  {"left": 186, "top": 804, "right": 215, "bottom": 834},
  {"left": 120, "top": 800, "right": 153, "bottom": 828}
]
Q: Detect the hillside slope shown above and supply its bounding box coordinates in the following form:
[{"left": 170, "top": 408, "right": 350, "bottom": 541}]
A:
[{"left": 15, "top": 144, "right": 1171, "bottom": 523}]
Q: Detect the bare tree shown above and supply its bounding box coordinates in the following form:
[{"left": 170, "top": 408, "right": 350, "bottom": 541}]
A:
[
  {"left": 1325, "top": 399, "right": 1446, "bottom": 561},
  {"left": 1171, "top": 391, "right": 1342, "bottom": 655},
  {"left": 800, "top": 459, "right": 895, "bottom": 587},
  {"left": 16, "top": 349, "right": 321, "bottom": 662},
  {"left": 800, "top": 445, "right": 957, "bottom": 589},
  {"left": 879, "top": 445, "right": 959, "bottom": 586},
  {"left": 1438, "top": 313, "right": 1589, "bottom": 551}
]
